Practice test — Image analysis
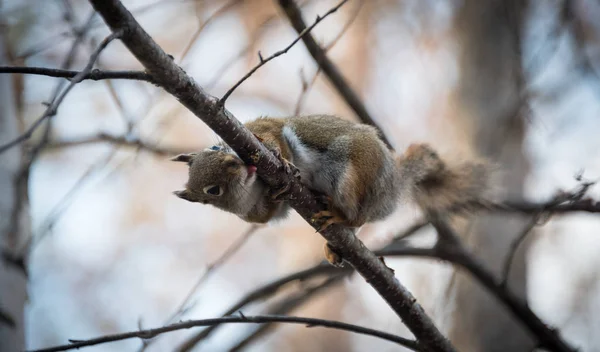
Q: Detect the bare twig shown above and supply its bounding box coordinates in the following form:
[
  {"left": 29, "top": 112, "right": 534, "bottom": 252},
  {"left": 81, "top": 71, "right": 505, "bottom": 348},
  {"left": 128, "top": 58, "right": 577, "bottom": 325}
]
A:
[
  {"left": 168, "top": 225, "right": 260, "bottom": 324},
  {"left": 0, "top": 66, "right": 155, "bottom": 82},
  {"left": 277, "top": 0, "right": 392, "bottom": 149},
  {"left": 229, "top": 274, "right": 352, "bottom": 352},
  {"left": 176, "top": 263, "right": 345, "bottom": 351},
  {"left": 45, "top": 133, "right": 187, "bottom": 156},
  {"left": 0, "top": 31, "right": 124, "bottom": 155},
  {"left": 178, "top": 0, "right": 243, "bottom": 64},
  {"left": 0, "top": 306, "right": 15, "bottom": 328},
  {"left": 5, "top": 10, "right": 98, "bottom": 273},
  {"left": 27, "top": 148, "right": 121, "bottom": 255},
  {"left": 500, "top": 215, "right": 539, "bottom": 286},
  {"left": 25, "top": 314, "right": 418, "bottom": 352},
  {"left": 497, "top": 199, "right": 600, "bottom": 214},
  {"left": 425, "top": 214, "right": 576, "bottom": 352},
  {"left": 177, "top": 219, "right": 432, "bottom": 351},
  {"left": 494, "top": 182, "right": 597, "bottom": 214},
  {"left": 137, "top": 225, "right": 261, "bottom": 351},
  {"left": 87, "top": 1, "right": 455, "bottom": 351},
  {"left": 293, "top": 0, "right": 364, "bottom": 115},
  {"left": 218, "top": 0, "right": 349, "bottom": 104}
]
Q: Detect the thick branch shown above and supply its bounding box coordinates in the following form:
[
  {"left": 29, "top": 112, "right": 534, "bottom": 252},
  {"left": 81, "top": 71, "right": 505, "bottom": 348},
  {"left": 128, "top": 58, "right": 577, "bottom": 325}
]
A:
[
  {"left": 25, "top": 314, "right": 418, "bottom": 352},
  {"left": 277, "top": 0, "right": 392, "bottom": 149},
  {"left": 0, "top": 66, "right": 155, "bottom": 83},
  {"left": 87, "top": 1, "right": 454, "bottom": 351}
]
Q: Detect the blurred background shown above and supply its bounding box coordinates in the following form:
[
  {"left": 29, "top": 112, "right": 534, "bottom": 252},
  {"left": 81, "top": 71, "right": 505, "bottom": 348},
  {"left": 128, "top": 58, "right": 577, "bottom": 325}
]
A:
[{"left": 1, "top": 0, "right": 600, "bottom": 351}]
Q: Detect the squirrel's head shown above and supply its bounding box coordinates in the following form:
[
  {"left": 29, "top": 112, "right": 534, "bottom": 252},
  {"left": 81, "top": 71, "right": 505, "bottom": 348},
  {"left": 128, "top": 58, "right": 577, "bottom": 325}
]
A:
[{"left": 171, "top": 145, "right": 261, "bottom": 214}]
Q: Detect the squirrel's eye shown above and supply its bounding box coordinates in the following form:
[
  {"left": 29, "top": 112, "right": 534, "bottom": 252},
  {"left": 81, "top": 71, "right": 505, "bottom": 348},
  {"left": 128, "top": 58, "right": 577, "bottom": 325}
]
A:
[
  {"left": 203, "top": 185, "right": 223, "bottom": 196},
  {"left": 210, "top": 146, "right": 221, "bottom": 151}
]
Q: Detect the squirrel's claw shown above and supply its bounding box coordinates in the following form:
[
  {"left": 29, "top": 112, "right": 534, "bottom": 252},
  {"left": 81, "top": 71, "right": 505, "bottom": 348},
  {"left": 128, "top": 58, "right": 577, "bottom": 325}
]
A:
[
  {"left": 270, "top": 182, "right": 291, "bottom": 201},
  {"left": 311, "top": 210, "right": 347, "bottom": 232},
  {"left": 323, "top": 242, "right": 344, "bottom": 267}
]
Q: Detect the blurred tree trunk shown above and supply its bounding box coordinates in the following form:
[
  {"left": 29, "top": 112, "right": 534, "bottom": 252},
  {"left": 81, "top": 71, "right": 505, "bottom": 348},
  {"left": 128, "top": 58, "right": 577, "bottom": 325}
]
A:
[
  {"left": 0, "top": 32, "right": 28, "bottom": 352},
  {"left": 448, "top": 1, "right": 536, "bottom": 351}
]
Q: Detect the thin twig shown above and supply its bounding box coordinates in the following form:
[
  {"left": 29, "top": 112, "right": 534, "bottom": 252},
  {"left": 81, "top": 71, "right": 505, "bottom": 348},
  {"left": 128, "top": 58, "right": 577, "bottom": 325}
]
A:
[
  {"left": 218, "top": 0, "right": 349, "bottom": 104},
  {"left": 0, "top": 307, "right": 15, "bottom": 328},
  {"left": 500, "top": 215, "right": 540, "bottom": 286},
  {"left": 229, "top": 274, "right": 350, "bottom": 352},
  {"left": 293, "top": 0, "right": 364, "bottom": 115},
  {"left": 45, "top": 133, "right": 187, "bottom": 156},
  {"left": 277, "top": 0, "right": 392, "bottom": 149},
  {"left": 25, "top": 314, "right": 419, "bottom": 352},
  {"left": 137, "top": 225, "right": 261, "bottom": 351},
  {"left": 176, "top": 263, "right": 345, "bottom": 351},
  {"left": 5, "top": 10, "right": 98, "bottom": 273},
  {"left": 0, "top": 30, "right": 124, "bottom": 155},
  {"left": 176, "top": 219, "right": 433, "bottom": 351},
  {"left": 0, "top": 66, "right": 155, "bottom": 82},
  {"left": 426, "top": 214, "right": 576, "bottom": 352},
  {"left": 178, "top": 0, "right": 243, "bottom": 64}
]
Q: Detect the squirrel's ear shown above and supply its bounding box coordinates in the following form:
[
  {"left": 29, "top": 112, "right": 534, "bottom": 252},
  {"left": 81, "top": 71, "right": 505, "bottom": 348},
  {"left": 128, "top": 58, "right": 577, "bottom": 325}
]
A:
[
  {"left": 171, "top": 153, "right": 197, "bottom": 163},
  {"left": 173, "top": 190, "right": 194, "bottom": 202}
]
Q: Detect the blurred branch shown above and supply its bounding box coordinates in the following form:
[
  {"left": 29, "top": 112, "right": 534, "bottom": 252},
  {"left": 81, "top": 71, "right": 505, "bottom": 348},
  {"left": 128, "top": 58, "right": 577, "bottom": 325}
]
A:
[
  {"left": 5, "top": 11, "right": 98, "bottom": 275},
  {"left": 0, "top": 66, "right": 155, "bottom": 82},
  {"left": 46, "top": 133, "right": 187, "bottom": 156},
  {"left": 219, "top": 0, "right": 349, "bottom": 104},
  {"left": 178, "top": 0, "right": 243, "bottom": 64},
  {"left": 177, "top": 220, "right": 428, "bottom": 351},
  {"left": 176, "top": 263, "right": 346, "bottom": 351},
  {"left": 500, "top": 215, "right": 539, "bottom": 286},
  {"left": 0, "top": 306, "right": 15, "bottom": 328},
  {"left": 229, "top": 274, "right": 352, "bottom": 352},
  {"left": 0, "top": 30, "right": 124, "bottom": 155},
  {"left": 293, "top": 0, "right": 364, "bottom": 115},
  {"left": 88, "top": 1, "right": 455, "bottom": 352},
  {"left": 413, "top": 213, "right": 575, "bottom": 352},
  {"left": 138, "top": 225, "right": 261, "bottom": 351},
  {"left": 560, "top": 0, "right": 600, "bottom": 86},
  {"left": 277, "top": 0, "right": 392, "bottom": 149},
  {"left": 26, "top": 314, "right": 418, "bottom": 352},
  {"left": 494, "top": 181, "right": 598, "bottom": 214}
]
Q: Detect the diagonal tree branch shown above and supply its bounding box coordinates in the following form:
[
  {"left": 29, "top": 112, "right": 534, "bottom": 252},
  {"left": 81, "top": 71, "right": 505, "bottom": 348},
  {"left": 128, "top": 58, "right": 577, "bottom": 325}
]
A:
[
  {"left": 25, "top": 314, "right": 419, "bottom": 352},
  {"left": 426, "top": 214, "right": 575, "bottom": 352},
  {"left": 277, "top": 0, "right": 392, "bottom": 149},
  {"left": 86, "top": 1, "right": 455, "bottom": 351},
  {"left": 0, "top": 66, "right": 155, "bottom": 83}
]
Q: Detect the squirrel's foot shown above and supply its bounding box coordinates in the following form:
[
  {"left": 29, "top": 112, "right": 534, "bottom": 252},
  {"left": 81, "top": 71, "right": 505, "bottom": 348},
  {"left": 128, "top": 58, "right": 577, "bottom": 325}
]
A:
[
  {"left": 323, "top": 242, "right": 344, "bottom": 267},
  {"left": 268, "top": 148, "right": 301, "bottom": 202},
  {"left": 270, "top": 182, "right": 291, "bottom": 201},
  {"left": 311, "top": 210, "right": 347, "bottom": 232},
  {"left": 267, "top": 145, "right": 300, "bottom": 178}
]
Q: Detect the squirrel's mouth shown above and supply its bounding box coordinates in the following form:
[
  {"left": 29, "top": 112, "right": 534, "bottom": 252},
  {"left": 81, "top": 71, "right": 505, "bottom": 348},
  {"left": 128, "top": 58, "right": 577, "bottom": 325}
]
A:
[{"left": 245, "top": 165, "right": 257, "bottom": 182}]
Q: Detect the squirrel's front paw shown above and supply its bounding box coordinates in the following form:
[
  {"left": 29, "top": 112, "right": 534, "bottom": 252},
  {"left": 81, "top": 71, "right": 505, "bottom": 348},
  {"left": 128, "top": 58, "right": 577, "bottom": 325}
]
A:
[
  {"left": 311, "top": 210, "right": 347, "bottom": 232},
  {"left": 323, "top": 242, "right": 344, "bottom": 267}
]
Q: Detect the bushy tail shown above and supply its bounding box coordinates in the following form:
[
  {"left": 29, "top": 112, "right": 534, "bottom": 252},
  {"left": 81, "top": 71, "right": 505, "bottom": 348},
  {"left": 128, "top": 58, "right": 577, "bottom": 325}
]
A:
[{"left": 396, "top": 143, "right": 496, "bottom": 214}]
